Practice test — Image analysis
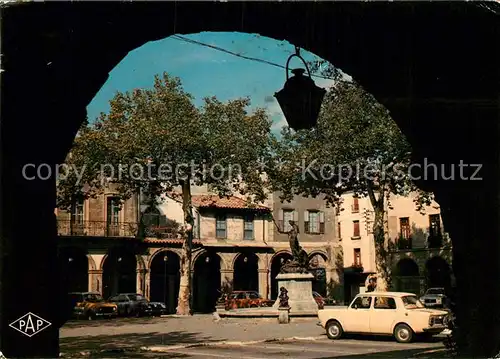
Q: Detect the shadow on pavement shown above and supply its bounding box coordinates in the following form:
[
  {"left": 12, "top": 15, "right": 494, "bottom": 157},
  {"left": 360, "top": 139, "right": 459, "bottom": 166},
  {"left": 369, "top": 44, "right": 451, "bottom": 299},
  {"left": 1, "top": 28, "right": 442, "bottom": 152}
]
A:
[
  {"left": 316, "top": 347, "right": 447, "bottom": 359},
  {"left": 60, "top": 331, "right": 219, "bottom": 355},
  {"left": 63, "top": 317, "right": 166, "bottom": 328},
  {"left": 344, "top": 334, "right": 444, "bottom": 344}
]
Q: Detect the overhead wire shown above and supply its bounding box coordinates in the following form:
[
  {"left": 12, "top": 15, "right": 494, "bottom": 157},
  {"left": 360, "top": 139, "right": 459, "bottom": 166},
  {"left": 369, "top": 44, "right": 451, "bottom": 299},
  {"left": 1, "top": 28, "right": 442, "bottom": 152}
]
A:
[{"left": 170, "top": 34, "right": 335, "bottom": 81}]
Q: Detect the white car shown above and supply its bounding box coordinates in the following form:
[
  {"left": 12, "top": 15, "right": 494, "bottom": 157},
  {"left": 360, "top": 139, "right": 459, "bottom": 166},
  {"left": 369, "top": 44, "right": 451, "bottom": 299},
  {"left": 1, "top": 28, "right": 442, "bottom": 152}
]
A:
[{"left": 317, "top": 292, "right": 448, "bottom": 343}]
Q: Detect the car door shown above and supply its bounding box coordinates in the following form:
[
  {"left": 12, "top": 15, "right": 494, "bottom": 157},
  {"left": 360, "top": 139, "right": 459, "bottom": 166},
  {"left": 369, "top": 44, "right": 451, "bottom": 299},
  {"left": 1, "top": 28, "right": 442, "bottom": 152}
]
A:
[
  {"left": 369, "top": 296, "right": 399, "bottom": 334},
  {"left": 116, "top": 294, "right": 128, "bottom": 315},
  {"left": 343, "top": 296, "right": 372, "bottom": 333}
]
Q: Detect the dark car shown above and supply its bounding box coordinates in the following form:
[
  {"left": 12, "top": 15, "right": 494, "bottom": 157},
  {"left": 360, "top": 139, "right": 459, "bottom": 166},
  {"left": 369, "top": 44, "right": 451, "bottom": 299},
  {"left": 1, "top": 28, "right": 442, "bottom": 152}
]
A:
[
  {"left": 148, "top": 302, "right": 168, "bottom": 316},
  {"left": 419, "top": 287, "right": 448, "bottom": 308},
  {"left": 108, "top": 293, "right": 152, "bottom": 317}
]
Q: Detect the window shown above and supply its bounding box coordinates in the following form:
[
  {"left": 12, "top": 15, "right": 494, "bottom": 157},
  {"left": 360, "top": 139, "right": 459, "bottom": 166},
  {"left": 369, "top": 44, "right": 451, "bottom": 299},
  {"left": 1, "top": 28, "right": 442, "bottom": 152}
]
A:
[
  {"left": 374, "top": 297, "right": 397, "bottom": 310},
  {"left": 352, "top": 197, "right": 359, "bottom": 213},
  {"left": 429, "top": 214, "right": 441, "bottom": 237},
  {"left": 279, "top": 209, "right": 295, "bottom": 232},
  {"left": 244, "top": 215, "right": 254, "bottom": 240},
  {"left": 216, "top": 214, "right": 227, "bottom": 239},
  {"left": 353, "top": 248, "right": 361, "bottom": 266},
  {"left": 143, "top": 206, "right": 161, "bottom": 227},
  {"left": 71, "top": 197, "right": 85, "bottom": 224},
  {"left": 351, "top": 296, "right": 371, "bottom": 309},
  {"left": 337, "top": 222, "right": 342, "bottom": 240},
  {"left": 353, "top": 220, "right": 360, "bottom": 237},
  {"left": 106, "top": 197, "right": 121, "bottom": 236},
  {"left": 304, "top": 210, "right": 325, "bottom": 234},
  {"left": 193, "top": 212, "right": 200, "bottom": 239},
  {"left": 400, "top": 217, "right": 411, "bottom": 239}
]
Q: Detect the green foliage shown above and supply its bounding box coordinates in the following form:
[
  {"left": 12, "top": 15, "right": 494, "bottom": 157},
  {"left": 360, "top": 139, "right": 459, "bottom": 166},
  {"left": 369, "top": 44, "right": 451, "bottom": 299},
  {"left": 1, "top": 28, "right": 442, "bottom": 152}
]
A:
[{"left": 57, "top": 72, "right": 273, "bottom": 208}]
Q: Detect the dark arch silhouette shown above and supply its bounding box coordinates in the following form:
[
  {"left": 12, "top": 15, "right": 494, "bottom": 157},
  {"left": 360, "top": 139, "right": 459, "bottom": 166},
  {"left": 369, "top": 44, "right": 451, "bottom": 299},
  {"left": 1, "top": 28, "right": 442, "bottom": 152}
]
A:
[
  {"left": 425, "top": 256, "right": 451, "bottom": 290},
  {"left": 309, "top": 253, "right": 328, "bottom": 297},
  {"left": 193, "top": 251, "right": 221, "bottom": 313},
  {"left": 59, "top": 247, "right": 89, "bottom": 293},
  {"left": 393, "top": 258, "right": 421, "bottom": 295},
  {"left": 102, "top": 248, "right": 137, "bottom": 300},
  {"left": 233, "top": 253, "right": 259, "bottom": 292},
  {"left": 149, "top": 251, "right": 180, "bottom": 314},
  {"left": 270, "top": 252, "right": 293, "bottom": 300}
]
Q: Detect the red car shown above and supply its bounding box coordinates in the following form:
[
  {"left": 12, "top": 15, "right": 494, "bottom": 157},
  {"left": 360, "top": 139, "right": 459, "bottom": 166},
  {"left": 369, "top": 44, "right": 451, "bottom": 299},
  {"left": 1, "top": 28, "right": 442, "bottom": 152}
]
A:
[
  {"left": 313, "top": 291, "right": 325, "bottom": 309},
  {"left": 225, "top": 291, "right": 274, "bottom": 310}
]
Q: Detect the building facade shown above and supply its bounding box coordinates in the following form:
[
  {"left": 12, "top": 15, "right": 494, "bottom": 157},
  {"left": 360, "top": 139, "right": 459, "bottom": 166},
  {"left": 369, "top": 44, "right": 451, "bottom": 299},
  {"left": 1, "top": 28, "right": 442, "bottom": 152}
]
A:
[
  {"left": 55, "top": 185, "right": 343, "bottom": 313},
  {"left": 337, "top": 192, "right": 453, "bottom": 302}
]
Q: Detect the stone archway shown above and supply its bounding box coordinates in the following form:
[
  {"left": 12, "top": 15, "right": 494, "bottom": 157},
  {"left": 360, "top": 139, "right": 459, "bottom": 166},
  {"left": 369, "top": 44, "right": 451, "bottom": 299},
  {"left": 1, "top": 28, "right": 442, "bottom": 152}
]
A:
[
  {"left": 59, "top": 247, "right": 89, "bottom": 293},
  {"left": 425, "top": 256, "right": 451, "bottom": 291},
  {"left": 149, "top": 250, "right": 180, "bottom": 314},
  {"left": 392, "top": 258, "right": 421, "bottom": 295},
  {"left": 233, "top": 253, "right": 259, "bottom": 292},
  {"left": 193, "top": 251, "right": 221, "bottom": 313},
  {"left": 102, "top": 248, "right": 137, "bottom": 299},
  {"left": 309, "top": 252, "right": 328, "bottom": 297},
  {"left": 270, "top": 251, "right": 293, "bottom": 300}
]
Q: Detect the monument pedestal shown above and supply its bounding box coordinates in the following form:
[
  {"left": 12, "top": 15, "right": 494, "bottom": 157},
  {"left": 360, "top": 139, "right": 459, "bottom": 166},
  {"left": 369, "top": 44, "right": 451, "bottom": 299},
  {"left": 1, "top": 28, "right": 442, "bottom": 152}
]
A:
[
  {"left": 272, "top": 273, "right": 318, "bottom": 315},
  {"left": 278, "top": 307, "right": 290, "bottom": 324}
]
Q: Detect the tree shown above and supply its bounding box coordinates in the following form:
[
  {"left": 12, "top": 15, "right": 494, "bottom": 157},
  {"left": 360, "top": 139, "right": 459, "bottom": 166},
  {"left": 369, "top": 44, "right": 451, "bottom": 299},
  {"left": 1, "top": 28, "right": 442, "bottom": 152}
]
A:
[
  {"left": 59, "top": 72, "right": 272, "bottom": 315},
  {"left": 268, "top": 63, "right": 432, "bottom": 291}
]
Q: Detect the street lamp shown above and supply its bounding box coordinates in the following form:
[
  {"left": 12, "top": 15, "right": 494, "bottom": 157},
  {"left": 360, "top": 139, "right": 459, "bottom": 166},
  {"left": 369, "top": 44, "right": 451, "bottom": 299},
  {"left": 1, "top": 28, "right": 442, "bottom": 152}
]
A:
[{"left": 274, "top": 46, "right": 326, "bottom": 131}]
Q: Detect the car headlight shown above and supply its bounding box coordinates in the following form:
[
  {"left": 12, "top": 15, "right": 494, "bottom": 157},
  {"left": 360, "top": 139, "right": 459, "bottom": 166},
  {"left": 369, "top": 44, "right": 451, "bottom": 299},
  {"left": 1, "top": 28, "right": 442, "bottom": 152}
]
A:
[{"left": 113, "top": 307, "right": 117, "bottom": 311}]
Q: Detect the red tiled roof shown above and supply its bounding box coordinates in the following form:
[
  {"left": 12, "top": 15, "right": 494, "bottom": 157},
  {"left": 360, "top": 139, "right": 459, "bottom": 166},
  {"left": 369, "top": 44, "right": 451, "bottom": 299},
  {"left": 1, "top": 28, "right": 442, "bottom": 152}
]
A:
[{"left": 191, "top": 195, "right": 269, "bottom": 210}]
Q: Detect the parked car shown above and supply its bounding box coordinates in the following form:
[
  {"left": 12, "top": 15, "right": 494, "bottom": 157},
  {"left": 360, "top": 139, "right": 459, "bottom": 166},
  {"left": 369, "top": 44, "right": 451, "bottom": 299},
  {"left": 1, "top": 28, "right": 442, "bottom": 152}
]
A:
[
  {"left": 225, "top": 291, "right": 274, "bottom": 310},
  {"left": 420, "top": 287, "right": 448, "bottom": 308},
  {"left": 313, "top": 291, "right": 325, "bottom": 309},
  {"left": 69, "top": 292, "right": 118, "bottom": 320},
  {"left": 317, "top": 292, "right": 448, "bottom": 343},
  {"left": 148, "top": 302, "right": 168, "bottom": 316},
  {"left": 108, "top": 293, "right": 151, "bottom": 317}
]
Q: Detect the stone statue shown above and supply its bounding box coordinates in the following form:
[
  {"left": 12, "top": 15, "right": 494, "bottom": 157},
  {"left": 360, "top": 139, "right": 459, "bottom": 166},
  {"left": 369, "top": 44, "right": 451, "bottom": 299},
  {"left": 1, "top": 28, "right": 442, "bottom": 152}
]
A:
[
  {"left": 278, "top": 287, "right": 289, "bottom": 308},
  {"left": 277, "top": 220, "right": 310, "bottom": 273}
]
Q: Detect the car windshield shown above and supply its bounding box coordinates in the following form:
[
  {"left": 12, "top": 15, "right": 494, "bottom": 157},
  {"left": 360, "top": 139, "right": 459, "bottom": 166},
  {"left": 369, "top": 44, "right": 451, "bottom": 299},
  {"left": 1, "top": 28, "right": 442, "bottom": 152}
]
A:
[
  {"left": 402, "top": 295, "right": 425, "bottom": 309},
  {"left": 128, "top": 294, "right": 145, "bottom": 301},
  {"left": 85, "top": 294, "right": 104, "bottom": 302},
  {"left": 426, "top": 289, "right": 445, "bottom": 295}
]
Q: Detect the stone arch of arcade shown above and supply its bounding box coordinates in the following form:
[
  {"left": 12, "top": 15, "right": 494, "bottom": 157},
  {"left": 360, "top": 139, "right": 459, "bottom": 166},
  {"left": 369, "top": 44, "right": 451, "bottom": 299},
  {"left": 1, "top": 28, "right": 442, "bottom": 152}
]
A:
[
  {"left": 425, "top": 256, "right": 452, "bottom": 290},
  {"left": 149, "top": 249, "right": 181, "bottom": 314},
  {"left": 308, "top": 251, "right": 328, "bottom": 297},
  {"left": 192, "top": 250, "right": 222, "bottom": 313},
  {"left": 58, "top": 246, "right": 91, "bottom": 293},
  {"left": 3, "top": 2, "right": 499, "bottom": 357},
  {"left": 392, "top": 258, "right": 421, "bottom": 295},
  {"left": 232, "top": 252, "right": 260, "bottom": 292},
  {"left": 269, "top": 251, "right": 293, "bottom": 300},
  {"left": 101, "top": 247, "right": 142, "bottom": 300}
]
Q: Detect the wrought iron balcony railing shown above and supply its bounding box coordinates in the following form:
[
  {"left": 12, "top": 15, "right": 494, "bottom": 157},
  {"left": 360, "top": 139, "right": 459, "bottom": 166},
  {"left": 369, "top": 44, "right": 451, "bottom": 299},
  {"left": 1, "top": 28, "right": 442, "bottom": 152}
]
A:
[{"left": 57, "top": 220, "right": 180, "bottom": 239}]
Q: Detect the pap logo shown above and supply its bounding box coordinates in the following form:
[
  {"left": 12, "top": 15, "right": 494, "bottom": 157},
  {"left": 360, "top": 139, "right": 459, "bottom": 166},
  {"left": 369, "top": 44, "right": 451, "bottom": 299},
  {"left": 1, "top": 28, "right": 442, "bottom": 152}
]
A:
[{"left": 9, "top": 312, "right": 52, "bottom": 337}]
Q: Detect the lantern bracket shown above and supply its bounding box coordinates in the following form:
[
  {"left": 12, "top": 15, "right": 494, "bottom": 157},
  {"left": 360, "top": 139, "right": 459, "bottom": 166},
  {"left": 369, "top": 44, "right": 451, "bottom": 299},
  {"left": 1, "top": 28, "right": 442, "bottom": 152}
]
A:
[{"left": 285, "top": 46, "right": 311, "bottom": 80}]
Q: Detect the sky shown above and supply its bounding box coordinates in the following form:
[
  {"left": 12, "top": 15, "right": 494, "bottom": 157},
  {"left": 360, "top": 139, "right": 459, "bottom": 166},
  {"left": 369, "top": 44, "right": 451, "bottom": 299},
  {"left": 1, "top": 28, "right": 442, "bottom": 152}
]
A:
[{"left": 86, "top": 32, "right": 338, "bottom": 135}]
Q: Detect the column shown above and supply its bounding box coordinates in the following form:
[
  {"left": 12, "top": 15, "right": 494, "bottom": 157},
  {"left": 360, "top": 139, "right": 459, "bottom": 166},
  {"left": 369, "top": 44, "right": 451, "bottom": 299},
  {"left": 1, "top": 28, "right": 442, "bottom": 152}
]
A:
[
  {"left": 89, "top": 270, "right": 103, "bottom": 294},
  {"left": 144, "top": 270, "right": 151, "bottom": 300},
  {"left": 220, "top": 269, "right": 234, "bottom": 293},
  {"left": 136, "top": 269, "right": 147, "bottom": 295},
  {"left": 258, "top": 269, "right": 269, "bottom": 299}
]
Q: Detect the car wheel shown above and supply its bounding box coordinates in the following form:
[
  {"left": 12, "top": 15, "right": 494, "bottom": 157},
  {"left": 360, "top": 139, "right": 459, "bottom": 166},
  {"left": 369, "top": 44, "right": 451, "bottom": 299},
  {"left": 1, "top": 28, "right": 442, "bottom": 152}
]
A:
[
  {"left": 394, "top": 323, "right": 414, "bottom": 343},
  {"left": 250, "top": 304, "right": 258, "bottom": 308},
  {"left": 326, "top": 320, "right": 343, "bottom": 340}
]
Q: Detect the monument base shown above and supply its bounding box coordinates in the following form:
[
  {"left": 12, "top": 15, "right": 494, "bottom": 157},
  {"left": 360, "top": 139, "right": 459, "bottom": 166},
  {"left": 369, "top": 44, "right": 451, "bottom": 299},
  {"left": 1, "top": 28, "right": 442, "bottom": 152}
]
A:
[{"left": 272, "top": 273, "right": 318, "bottom": 314}]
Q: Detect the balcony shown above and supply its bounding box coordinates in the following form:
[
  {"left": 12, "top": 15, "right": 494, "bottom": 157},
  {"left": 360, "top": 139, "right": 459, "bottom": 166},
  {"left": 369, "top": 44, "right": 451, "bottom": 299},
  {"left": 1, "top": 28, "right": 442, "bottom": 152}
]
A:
[
  {"left": 57, "top": 220, "right": 179, "bottom": 239},
  {"left": 427, "top": 234, "right": 443, "bottom": 249},
  {"left": 396, "top": 235, "right": 413, "bottom": 250}
]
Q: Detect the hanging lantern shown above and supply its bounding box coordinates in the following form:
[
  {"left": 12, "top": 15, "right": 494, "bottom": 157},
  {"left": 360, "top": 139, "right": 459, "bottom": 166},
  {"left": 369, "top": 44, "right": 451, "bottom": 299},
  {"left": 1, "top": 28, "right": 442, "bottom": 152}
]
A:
[{"left": 274, "top": 47, "right": 326, "bottom": 131}]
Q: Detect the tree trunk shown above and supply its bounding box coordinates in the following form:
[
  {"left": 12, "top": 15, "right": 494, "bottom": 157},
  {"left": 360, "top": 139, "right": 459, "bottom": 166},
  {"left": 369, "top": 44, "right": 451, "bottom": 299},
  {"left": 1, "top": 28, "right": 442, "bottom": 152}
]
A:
[
  {"left": 367, "top": 184, "right": 390, "bottom": 291},
  {"left": 373, "top": 206, "right": 389, "bottom": 291},
  {"left": 176, "top": 179, "right": 194, "bottom": 316}
]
